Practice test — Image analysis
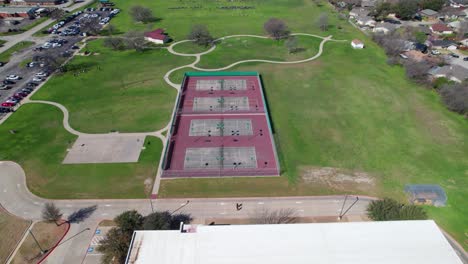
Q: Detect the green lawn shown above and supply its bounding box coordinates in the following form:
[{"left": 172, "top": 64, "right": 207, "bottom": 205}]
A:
[
  {"left": 0, "top": 104, "right": 163, "bottom": 199},
  {"left": 32, "top": 39, "right": 192, "bottom": 133},
  {"left": 0, "top": 41, "right": 35, "bottom": 62},
  {"left": 196, "top": 36, "right": 322, "bottom": 69}
]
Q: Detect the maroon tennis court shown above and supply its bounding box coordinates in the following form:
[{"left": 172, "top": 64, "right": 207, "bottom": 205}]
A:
[{"left": 161, "top": 72, "right": 280, "bottom": 178}]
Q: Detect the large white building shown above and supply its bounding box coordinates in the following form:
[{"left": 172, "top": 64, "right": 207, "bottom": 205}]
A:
[{"left": 125, "top": 220, "right": 463, "bottom": 264}]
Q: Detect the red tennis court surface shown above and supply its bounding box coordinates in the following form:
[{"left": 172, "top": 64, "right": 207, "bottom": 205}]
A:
[{"left": 161, "top": 72, "right": 280, "bottom": 178}]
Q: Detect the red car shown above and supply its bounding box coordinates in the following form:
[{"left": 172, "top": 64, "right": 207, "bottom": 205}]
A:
[
  {"left": 15, "top": 92, "right": 28, "bottom": 98},
  {"left": 1, "top": 102, "right": 15, "bottom": 107}
]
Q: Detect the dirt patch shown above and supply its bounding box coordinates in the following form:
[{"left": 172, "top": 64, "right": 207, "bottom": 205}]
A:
[
  {"left": 12, "top": 221, "right": 68, "bottom": 264},
  {"left": 0, "top": 208, "right": 31, "bottom": 264},
  {"left": 300, "top": 166, "right": 377, "bottom": 194}
]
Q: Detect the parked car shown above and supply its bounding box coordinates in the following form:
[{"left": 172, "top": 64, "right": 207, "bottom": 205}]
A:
[
  {"left": 27, "top": 62, "right": 37, "bottom": 67},
  {"left": 32, "top": 77, "right": 44, "bottom": 82},
  {"left": 15, "top": 92, "right": 28, "bottom": 98},
  {"left": 464, "top": 57, "right": 468, "bottom": 61},
  {"left": 431, "top": 50, "right": 441, "bottom": 55},
  {"left": 0, "top": 62, "right": 5, "bottom": 67},
  {"left": 26, "top": 82, "right": 38, "bottom": 87},
  {"left": 0, "top": 84, "right": 11, "bottom": 90},
  {"left": 450, "top": 53, "right": 460, "bottom": 58},
  {"left": 1, "top": 102, "right": 15, "bottom": 107},
  {"left": 35, "top": 72, "right": 48, "bottom": 78},
  {"left": 3, "top": 80, "right": 15, "bottom": 85},
  {"left": 0, "top": 107, "right": 11, "bottom": 113},
  {"left": 5, "top": 75, "right": 21, "bottom": 81},
  {"left": 21, "top": 88, "right": 32, "bottom": 94}
]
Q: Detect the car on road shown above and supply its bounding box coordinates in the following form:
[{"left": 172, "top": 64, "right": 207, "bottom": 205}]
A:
[
  {"left": 6, "top": 75, "right": 21, "bottom": 81},
  {"left": 32, "top": 77, "right": 44, "bottom": 82},
  {"left": 450, "top": 53, "right": 460, "bottom": 58},
  {"left": 0, "top": 84, "right": 11, "bottom": 90},
  {"left": 464, "top": 57, "right": 468, "bottom": 61}
]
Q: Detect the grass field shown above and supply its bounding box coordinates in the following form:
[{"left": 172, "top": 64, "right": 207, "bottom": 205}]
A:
[
  {"left": 0, "top": 104, "right": 163, "bottom": 199},
  {"left": 0, "top": 209, "right": 31, "bottom": 263},
  {"left": 0, "top": 41, "right": 35, "bottom": 62},
  {"left": 32, "top": 39, "right": 192, "bottom": 133},
  {"left": 12, "top": 221, "right": 68, "bottom": 264}
]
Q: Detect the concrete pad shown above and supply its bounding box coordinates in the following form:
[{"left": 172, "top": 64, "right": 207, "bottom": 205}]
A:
[{"left": 63, "top": 135, "right": 145, "bottom": 164}]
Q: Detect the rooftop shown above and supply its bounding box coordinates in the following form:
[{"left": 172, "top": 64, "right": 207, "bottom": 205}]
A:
[
  {"left": 126, "top": 220, "right": 463, "bottom": 264},
  {"left": 420, "top": 9, "right": 438, "bottom": 16},
  {"left": 431, "top": 23, "right": 453, "bottom": 32}
]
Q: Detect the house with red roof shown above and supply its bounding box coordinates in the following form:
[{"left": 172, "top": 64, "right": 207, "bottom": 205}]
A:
[
  {"left": 430, "top": 23, "right": 454, "bottom": 35},
  {"left": 144, "top": 28, "right": 169, "bottom": 44}
]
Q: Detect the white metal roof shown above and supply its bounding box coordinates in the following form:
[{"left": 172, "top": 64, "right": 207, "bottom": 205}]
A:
[{"left": 126, "top": 220, "right": 463, "bottom": 264}]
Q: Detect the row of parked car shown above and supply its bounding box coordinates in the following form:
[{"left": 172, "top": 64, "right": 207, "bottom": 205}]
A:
[
  {"left": 47, "top": 10, "right": 84, "bottom": 34},
  {"left": 0, "top": 72, "right": 49, "bottom": 111}
]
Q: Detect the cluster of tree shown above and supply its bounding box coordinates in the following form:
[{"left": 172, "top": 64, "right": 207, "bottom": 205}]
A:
[
  {"left": 48, "top": 8, "right": 66, "bottom": 20},
  {"left": 367, "top": 198, "right": 428, "bottom": 221},
  {"left": 264, "top": 18, "right": 290, "bottom": 40},
  {"left": 187, "top": 24, "right": 215, "bottom": 46},
  {"left": 439, "top": 83, "right": 468, "bottom": 115},
  {"left": 373, "top": 0, "right": 446, "bottom": 20},
  {"left": 129, "top": 5, "right": 157, "bottom": 23},
  {"left": 104, "top": 30, "right": 149, "bottom": 52},
  {"left": 97, "top": 210, "right": 192, "bottom": 264},
  {"left": 42, "top": 202, "right": 97, "bottom": 225}
]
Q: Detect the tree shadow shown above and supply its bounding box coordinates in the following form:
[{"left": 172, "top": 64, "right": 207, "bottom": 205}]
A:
[{"left": 67, "top": 205, "right": 97, "bottom": 223}]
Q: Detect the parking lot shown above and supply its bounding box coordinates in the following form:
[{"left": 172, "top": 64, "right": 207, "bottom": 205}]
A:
[{"left": 0, "top": 7, "right": 120, "bottom": 119}]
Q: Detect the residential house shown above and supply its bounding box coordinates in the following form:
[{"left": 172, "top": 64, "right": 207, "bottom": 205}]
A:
[
  {"left": 0, "top": 6, "right": 35, "bottom": 18},
  {"left": 356, "top": 16, "right": 376, "bottom": 27},
  {"left": 420, "top": 9, "right": 439, "bottom": 19},
  {"left": 373, "top": 22, "right": 399, "bottom": 34},
  {"left": 431, "top": 39, "right": 457, "bottom": 49},
  {"left": 439, "top": 7, "right": 467, "bottom": 20},
  {"left": 361, "top": 0, "right": 378, "bottom": 7},
  {"left": 351, "top": 39, "right": 365, "bottom": 49},
  {"left": 448, "top": 20, "right": 461, "bottom": 29},
  {"left": 413, "top": 43, "right": 428, "bottom": 53},
  {"left": 349, "top": 8, "right": 370, "bottom": 18},
  {"left": 429, "top": 65, "right": 468, "bottom": 83},
  {"left": 449, "top": 0, "right": 468, "bottom": 8},
  {"left": 460, "top": 38, "right": 468, "bottom": 46},
  {"left": 430, "top": 23, "right": 454, "bottom": 34},
  {"left": 144, "top": 29, "right": 170, "bottom": 44}
]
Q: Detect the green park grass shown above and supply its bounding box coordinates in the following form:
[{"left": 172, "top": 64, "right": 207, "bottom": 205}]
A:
[
  {"left": 32, "top": 39, "right": 192, "bottom": 133},
  {"left": 0, "top": 104, "right": 163, "bottom": 199},
  {"left": 0, "top": 41, "right": 35, "bottom": 62}
]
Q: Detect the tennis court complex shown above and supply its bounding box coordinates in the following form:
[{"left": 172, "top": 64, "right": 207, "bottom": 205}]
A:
[{"left": 162, "top": 72, "right": 280, "bottom": 178}]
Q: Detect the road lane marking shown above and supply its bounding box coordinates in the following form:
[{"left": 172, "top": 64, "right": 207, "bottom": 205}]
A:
[
  {"left": 101, "top": 213, "right": 109, "bottom": 216},
  {"left": 66, "top": 204, "right": 72, "bottom": 207},
  {"left": 16, "top": 184, "right": 20, "bottom": 188},
  {"left": 104, "top": 204, "right": 111, "bottom": 207},
  {"left": 219, "top": 212, "right": 226, "bottom": 215},
  {"left": 297, "top": 209, "right": 305, "bottom": 212},
  {"left": 257, "top": 202, "right": 264, "bottom": 205},
  {"left": 218, "top": 202, "right": 225, "bottom": 205},
  {"left": 295, "top": 201, "right": 303, "bottom": 204}
]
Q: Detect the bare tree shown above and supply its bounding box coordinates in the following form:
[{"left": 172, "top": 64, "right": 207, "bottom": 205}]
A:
[
  {"left": 439, "top": 83, "right": 468, "bottom": 114},
  {"left": 33, "top": 50, "right": 62, "bottom": 72},
  {"left": 80, "top": 17, "right": 101, "bottom": 36},
  {"left": 48, "top": 8, "right": 65, "bottom": 20},
  {"left": 104, "top": 37, "right": 125, "bottom": 50},
  {"left": 251, "top": 208, "right": 298, "bottom": 224},
  {"left": 187, "top": 24, "right": 214, "bottom": 46},
  {"left": 124, "top": 30, "right": 147, "bottom": 52},
  {"left": 317, "top": 13, "right": 329, "bottom": 31},
  {"left": 105, "top": 24, "right": 117, "bottom": 36},
  {"left": 42, "top": 202, "right": 62, "bottom": 225},
  {"left": 458, "top": 21, "right": 468, "bottom": 39},
  {"left": 264, "top": 18, "right": 290, "bottom": 40},
  {"left": 285, "top": 36, "right": 298, "bottom": 53},
  {"left": 129, "top": 5, "right": 156, "bottom": 23},
  {"left": 403, "top": 60, "right": 433, "bottom": 84}
]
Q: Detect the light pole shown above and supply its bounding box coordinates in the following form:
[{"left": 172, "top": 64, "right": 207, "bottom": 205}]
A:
[
  {"left": 29, "top": 229, "right": 47, "bottom": 255},
  {"left": 171, "top": 200, "right": 190, "bottom": 215},
  {"left": 339, "top": 196, "right": 359, "bottom": 220}
]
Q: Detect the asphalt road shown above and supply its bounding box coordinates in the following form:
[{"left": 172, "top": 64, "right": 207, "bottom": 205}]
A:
[{"left": 0, "top": 161, "right": 373, "bottom": 263}]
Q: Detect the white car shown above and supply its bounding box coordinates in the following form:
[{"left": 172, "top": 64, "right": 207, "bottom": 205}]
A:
[
  {"left": 32, "top": 77, "right": 44, "bottom": 82},
  {"left": 5, "top": 75, "right": 20, "bottom": 81},
  {"left": 35, "top": 72, "right": 48, "bottom": 78},
  {"left": 431, "top": 50, "right": 441, "bottom": 55}
]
